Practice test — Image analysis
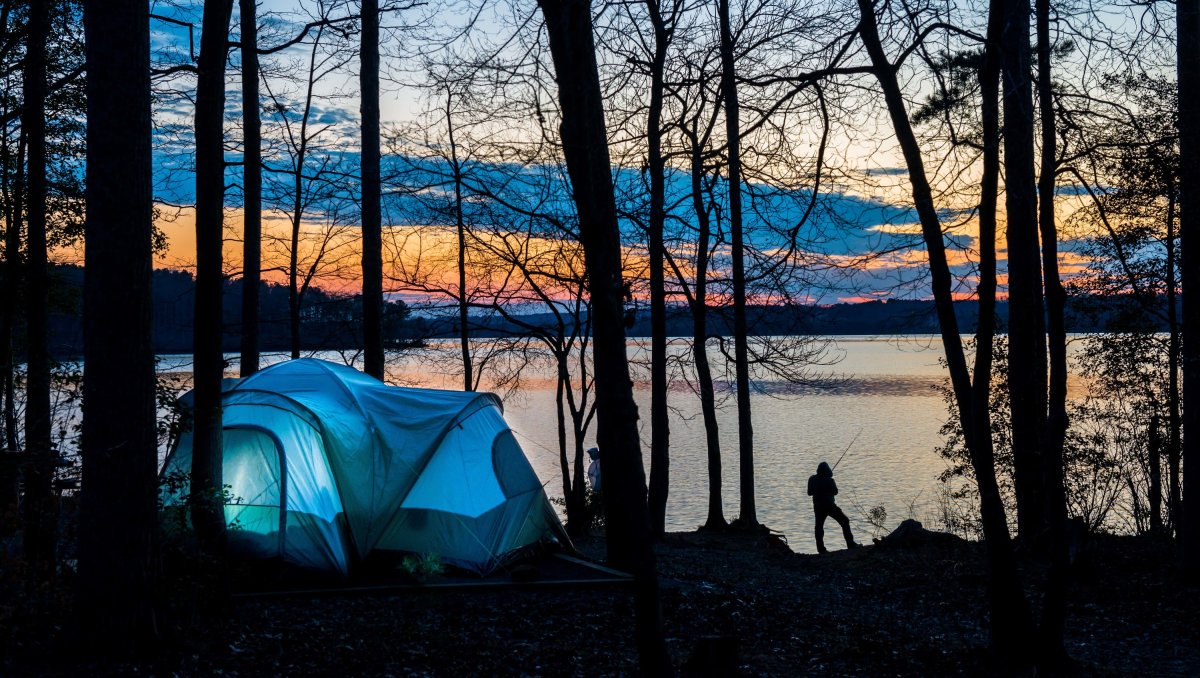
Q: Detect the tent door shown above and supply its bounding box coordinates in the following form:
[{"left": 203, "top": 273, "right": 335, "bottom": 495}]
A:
[{"left": 221, "top": 426, "right": 287, "bottom": 560}]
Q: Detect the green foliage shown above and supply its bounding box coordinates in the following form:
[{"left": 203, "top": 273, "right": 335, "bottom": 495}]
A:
[
  {"left": 866, "top": 504, "right": 887, "bottom": 539},
  {"left": 0, "top": 0, "right": 87, "bottom": 252},
  {"left": 910, "top": 49, "right": 984, "bottom": 129},
  {"left": 399, "top": 552, "right": 443, "bottom": 580},
  {"left": 551, "top": 489, "right": 605, "bottom": 534},
  {"left": 935, "top": 337, "right": 1012, "bottom": 538},
  {"left": 936, "top": 336, "right": 1141, "bottom": 536},
  {"left": 158, "top": 469, "right": 244, "bottom": 539},
  {"left": 1060, "top": 72, "right": 1181, "bottom": 535},
  {"left": 1067, "top": 73, "right": 1179, "bottom": 312}
]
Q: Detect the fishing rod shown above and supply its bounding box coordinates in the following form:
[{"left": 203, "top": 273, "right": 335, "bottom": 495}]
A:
[{"left": 831, "top": 427, "right": 862, "bottom": 471}]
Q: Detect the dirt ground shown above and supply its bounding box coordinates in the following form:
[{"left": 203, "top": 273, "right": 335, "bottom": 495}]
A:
[{"left": 6, "top": 528, "right": 1199, "bottom": 676}]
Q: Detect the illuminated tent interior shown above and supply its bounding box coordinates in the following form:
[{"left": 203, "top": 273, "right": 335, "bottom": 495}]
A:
[{"left": 160, "top": 358, "right": 570, "bottom": 576}]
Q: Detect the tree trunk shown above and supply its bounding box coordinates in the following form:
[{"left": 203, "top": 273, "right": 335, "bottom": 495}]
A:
[
  {"left": 554, "top": 365, "right": 576, "bottom": 532},
  {"left": 290, "top": 210, "right": 301, "bottom": 358},
  {"left": 0, "top": 116, "right": 16, "bottom": 509},
  {"left": 535, "top": 0, "right": 672, "bottom": 671},
  {"left": 971, "top": 1, "right": 1036, "bottom": 659},
  {"left": 361, "top": 0, "right": 384, "bottom": 380},
  {"left": 191, "top": 0, "right": 234, "bottom": 560},
  {"left": 1001, "top": 0, "right": 1049, "bottom": 546},
  {"left": 288, "top": 36, "right": 320, "bottom": 361},
  {"left": 21, "top": 0, "right": 56, "bottom": 574},
  {"left": 557, "top": 357, "right": 586, "bottom": 535},
  {"left": 446, "top": 96, "right": 472, "bottom": 391},
  {"left": 857, "top": 0, "right": 1034, "bottom": 661},
  {"left": 3, "top": 134, "right": 23, "bottom": 456},
  {"left": 717, "top": 0, "right": 756, "bottom": 528},
  {"left": 645, "top": 0, "right": 670, "bottom": 538},
  {"left": 1178, "top": 0, "right": 1200, "bottom": 576},
  {"left": 1165, "top": 190, "right": 1182, "bottom": 536},
  {"left": 689, "top": 134, "right": 725, "bottom": 530},
  {"left": 1149, "top": 416, "right": 1163, "bottom": 534},
  {"left": 0, "top": 3, "right": 15, "bottom": 480},
  {"left": 239, "top": 0, "right": 262, "bottom": 377},
  {"left": 77, "top": 0, "right": 160, "bottom": 656},
  {"left": 1035, "top": 0, "right": 1071, "bottom": 662}
]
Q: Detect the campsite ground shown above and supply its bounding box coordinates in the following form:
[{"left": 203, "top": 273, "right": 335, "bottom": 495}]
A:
[{"left": 5, "top": 528, "right": 1199, "bottom": 675}]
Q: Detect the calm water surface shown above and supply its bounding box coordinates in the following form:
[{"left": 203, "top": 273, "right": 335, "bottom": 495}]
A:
[{"left": 389, "top": 335, "right": 954, "bottom": 554}]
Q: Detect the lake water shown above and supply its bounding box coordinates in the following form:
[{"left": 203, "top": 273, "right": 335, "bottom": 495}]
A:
[
  {"left": 152, "top": 335, "right": 1073, "bottom": 553},
  {"left": 195, "top": 335, "right": 961, "bottom": 554},
  {"left": 510, "top": 335, "right": 955, "bottom": 554}
]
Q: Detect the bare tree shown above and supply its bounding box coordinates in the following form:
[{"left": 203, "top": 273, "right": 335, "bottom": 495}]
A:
[
  {"left": 534, "top": 0, "right": 671, "bottom": 670},
  {"left": 1179, "top": 0, "right": 1200, "bottom": 575},
  {"left": 361, "top": 0, "right": 385, "bottom": 379},
  {"left": 715, "top": 0, "right": 758, "bottom": 529},
  {"left": 855, "top": 0, "right": 1035, "bottom": 661},
  {"left": 1034, "top": 0, "right": 1070, "bottom": 660},
  {"left": 641, "top": 0, "right": 681, "bottom": 539},
  {"left": 445, "top": 92, "right": 473, "bottom": 391},
  {"left": 190, "top": 0, "right": 235, "bottom": 561},
  {"left": 623, "top": 68, "right": 734, "bottom": 535},
  {"left": 239, "top": 0, "right": 263, "bottom": 377},
  {"left": 675, "top": 55, "right": 728, "bottom": 530},
  {"left": 259, "top": 7, "right": 357, "bottom": 358},
  {"left": 387, "top": 110, "right": 601, "bottom": 530},
  {"left": 1000, "top": 0, "right": 1049, "bottom": 545},
  {"left": 21, "top": 0, "right": 54, "bottom": 574}
]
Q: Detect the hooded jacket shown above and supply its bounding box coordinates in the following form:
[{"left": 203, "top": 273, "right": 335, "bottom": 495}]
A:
[{"left": 807, "top": 461, "right": 838, "bottom": 506}]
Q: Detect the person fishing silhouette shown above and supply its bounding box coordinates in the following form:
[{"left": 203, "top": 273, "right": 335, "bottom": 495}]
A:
[{"left": 807, "top": 461, "right": 860, "bottom": 553}]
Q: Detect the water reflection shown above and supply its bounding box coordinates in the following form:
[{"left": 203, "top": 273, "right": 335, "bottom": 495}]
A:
[{"left": 736, "top": 376, "right": 945, "bottom": 397}]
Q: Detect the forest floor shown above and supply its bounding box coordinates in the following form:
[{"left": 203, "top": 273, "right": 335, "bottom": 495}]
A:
[{"left": 4, "top": 527, "right": 1199, "bottom": 676}]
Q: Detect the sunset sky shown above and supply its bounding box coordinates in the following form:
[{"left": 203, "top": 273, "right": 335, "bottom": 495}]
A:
[{"left": 128, "top": 0, "right": 1115, "bottom": 307}]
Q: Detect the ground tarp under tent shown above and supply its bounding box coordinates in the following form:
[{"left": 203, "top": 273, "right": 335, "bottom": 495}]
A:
[{"left": 161, "top": 358, "right": 570, "bottom": 576}]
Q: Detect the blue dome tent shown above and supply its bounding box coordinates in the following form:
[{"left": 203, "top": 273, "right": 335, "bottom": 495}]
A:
[{"left": 161, "top": 358, "right": 569, "bottom": 576}]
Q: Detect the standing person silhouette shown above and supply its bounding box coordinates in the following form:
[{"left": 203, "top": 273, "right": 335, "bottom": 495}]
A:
[
  {"left": 586, "top": 446, "right": 602, "bottom": 494},
  {"left": 807, "top": 461, "right": 859, "bottom": 553}
]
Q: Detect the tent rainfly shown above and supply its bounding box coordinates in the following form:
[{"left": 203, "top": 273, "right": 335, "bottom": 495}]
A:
[{"left": 161, "top": 358, "right": 569, "bottom": 576}]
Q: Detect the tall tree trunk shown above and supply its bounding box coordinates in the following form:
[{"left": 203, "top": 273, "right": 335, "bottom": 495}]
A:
[
  {"left": 535, "top": 0, "right": 671, "bottom": 671},
  {"left": 645, "top": 0, "right": 670, "bottom": 538},
  {"left": 1001, "top": 0, "right": 1049, "bottom": 545},
  {"left": 1178, "top": 0, "right": 1200, "bottom": 576},
  {"left": 446, "top": 96, "right": 472, "bottom": 391},
  {"left": 77, "top": 0, "right": 160, "bottom": 656},
  {"left": 857, "top": 0, "right": 1034, "bottom": 661},
  {"left": 717, "top": 0, "right": 756, "bottom": 528},
  {"left": 1035, "top": 0, "right": 1070, "bottom": 662},
  {"left": 361, "top": 0, "right": 384, "bottom": 379},
  {"left": 554, "top": 364, "right": 575, "bottom": 530},
  {"left": 289, "top": 213, "right": 301, "bottom": 358},
  {"left": 557, "top": 356, "right": 586, "bottom": 534},
  {"left": 22, "top": 0, "right": 55, "bottom": 575},
  {"left": 288, "top": 35, "right": 320, "bottom": 361},
  {"left": 0, "top": 115, "right": 16, "bottom": 509},
  {"left": 0, "top": 2, "right": 13, "bottom": 472},
  {"left": 239, "top": 0, "right": 262, "bottom": 377},
  {"left": 971, "top": 0, "right": 1035, "bottom": 660},
  {"left": 3, "top": 134, "right": 24, "bottom": 455},
  {"left": 191, "top": 0, "right": 235, "bottom": 560},
  {"left": 689, "top": 133, "right": 725, "bottom": 530},
  {"left": 1149, "top": 416, "right": 1163, "bottom": 534},
  {"left": 1165, "top": 190, "right": 1182, "bottom": 536}
]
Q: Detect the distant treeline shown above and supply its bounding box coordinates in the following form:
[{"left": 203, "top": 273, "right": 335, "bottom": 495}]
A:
[
  {"left": 38, "top": 264, "right": 1174, "bottom": 356},
  {"left": 448, "top": 296, "right": 1177, "bottom": 339},
  {"left": 42, "top": 265, "right": 420, "bottom": 357}
]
